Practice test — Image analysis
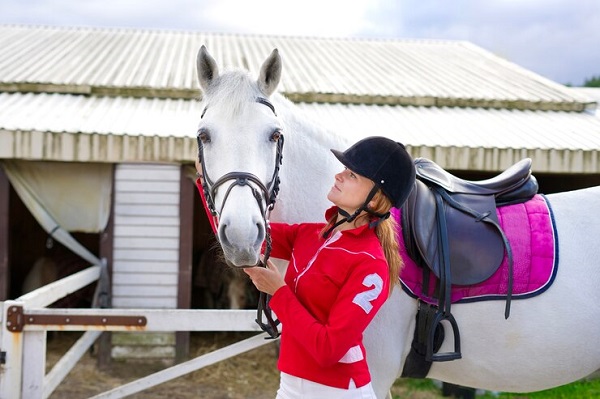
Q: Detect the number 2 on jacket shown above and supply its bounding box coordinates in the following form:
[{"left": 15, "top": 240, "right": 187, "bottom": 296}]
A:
[{"left": 352, "top": 273, "right": 384, "bottom": 314}]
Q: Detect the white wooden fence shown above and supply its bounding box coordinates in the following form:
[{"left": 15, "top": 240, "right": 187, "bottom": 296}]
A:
[{"left": 0, "top": 265, "right": 274, "bottom": 399}]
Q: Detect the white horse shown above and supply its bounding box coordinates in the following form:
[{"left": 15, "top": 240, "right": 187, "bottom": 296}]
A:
[{"left": 194, "top": 45, "right": 600, "bottom": 399}]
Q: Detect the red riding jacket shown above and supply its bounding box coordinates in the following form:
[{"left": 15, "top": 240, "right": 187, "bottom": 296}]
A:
[{"left": 268, "top": 207, "right": 390, "bottom": 389}]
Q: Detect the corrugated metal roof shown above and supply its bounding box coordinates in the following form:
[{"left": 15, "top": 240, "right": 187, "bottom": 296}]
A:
[
  {"left": 573, "top": 88, "right": 600, "bottom": 109},
  {"left": 0, "top": 92, "right": 198, "bottom": 136},
  {"left": 0, "top": 25, "right": 593, "bottom": 112},
  {"left": 1, "top": 92, "right": 599, "bottom": 173}
]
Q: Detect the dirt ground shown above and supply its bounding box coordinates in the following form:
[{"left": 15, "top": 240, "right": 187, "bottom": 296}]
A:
[
  {"left": 47, "top": 331, "right": 280, "bottom": 399},
  {"left": 46, "top": 331, "right": 446, "bottom": 399}
]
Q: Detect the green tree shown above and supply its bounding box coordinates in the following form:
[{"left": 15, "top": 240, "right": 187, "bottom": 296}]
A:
[{"left": 583, "top": 75, "right": 600, "bottom": 87}]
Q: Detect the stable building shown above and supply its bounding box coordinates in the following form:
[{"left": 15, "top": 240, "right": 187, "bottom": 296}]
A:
[{"left": 1, "top": 24, "right": 599, "bottom": 362}]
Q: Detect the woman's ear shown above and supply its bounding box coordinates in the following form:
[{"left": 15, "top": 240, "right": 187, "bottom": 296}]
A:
[{"left": 367, "top": 200, "right": 376, "bottom": 209}]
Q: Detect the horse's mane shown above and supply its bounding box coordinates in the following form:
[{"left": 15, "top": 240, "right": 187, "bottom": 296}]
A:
[{"left": 202, "top": 69, "right": 263, "bottom": 120}]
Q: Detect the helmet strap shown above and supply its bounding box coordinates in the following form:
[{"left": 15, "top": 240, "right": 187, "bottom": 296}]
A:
[
  {"left": 367, "top": 210, "right": 391, "bottom": 228},
  {"left": 323, "top": 186, "right": 381, "bottom": 238}
]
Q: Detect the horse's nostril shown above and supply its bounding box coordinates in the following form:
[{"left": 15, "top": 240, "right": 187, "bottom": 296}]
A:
[
  {"left": 219, "top": 225, "right": 230, "bottom": 247},
  {"left": 256, "top": 222, "right": 265, "bottom": 246}
]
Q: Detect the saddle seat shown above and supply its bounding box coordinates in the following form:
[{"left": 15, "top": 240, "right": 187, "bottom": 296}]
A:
[{"left": 416, "top": 157, "right": 536, "bottom": 203}]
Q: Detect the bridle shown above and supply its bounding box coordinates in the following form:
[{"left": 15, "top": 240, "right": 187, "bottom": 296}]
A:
[{"left": 197, "top": 96, "right": 283, "bottom": 339}]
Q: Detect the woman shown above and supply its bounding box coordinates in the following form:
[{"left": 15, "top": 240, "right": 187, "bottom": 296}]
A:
[{"left": 244, "top": 136, "right": 416, "bottom": 399}]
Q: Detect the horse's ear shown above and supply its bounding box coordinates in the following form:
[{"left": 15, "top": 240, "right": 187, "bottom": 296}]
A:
[
  {"left": 257, "top": 48, "right": 282, "bottom": 97},
  {"left": 197, "top": 45, "right": 219, "bottom": 91}
]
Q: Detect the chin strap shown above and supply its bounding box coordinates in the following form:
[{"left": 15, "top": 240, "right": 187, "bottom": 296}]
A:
[
  {"left": 323, "top": 186, "right": 388, "bottom": 238},
  {"left": 368, "top": 210, "right": 391, "bottom": 228}
]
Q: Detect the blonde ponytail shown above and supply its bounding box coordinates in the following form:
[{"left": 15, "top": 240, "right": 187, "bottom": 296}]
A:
[{"left": 369, "top": 191, "right": 402, "bottom": 297}]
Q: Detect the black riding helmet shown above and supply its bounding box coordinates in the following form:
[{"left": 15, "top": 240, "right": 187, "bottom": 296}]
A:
[
  {"left": 324, "top": 136, "right": 415, "bottom": 237},
  {"left": 331, "top": 136, "right": 416, "bottom": 209}
]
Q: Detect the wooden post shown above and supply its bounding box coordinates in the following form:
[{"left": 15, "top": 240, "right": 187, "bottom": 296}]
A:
[
  {"left": 0, "top": 300, "right": 25, "bottom": 399},
  {"left": 97, "top": 164, "right": 114, "bottom": 370},
  {"left": 176, "top": 166, "right": 194, "bottom": 362},
  {"left": 20, "top": 331, "right": 47, "bottom": 399},
  {"left": 0, "top": 166, "right": 10, "bottom": 300}
]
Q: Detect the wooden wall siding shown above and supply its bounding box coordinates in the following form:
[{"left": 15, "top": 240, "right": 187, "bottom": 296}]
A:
[{"left": 112, "top": 164, "right": 181, "bottom": 308}]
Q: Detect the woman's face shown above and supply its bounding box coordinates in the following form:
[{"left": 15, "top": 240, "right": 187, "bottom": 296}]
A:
[{"left": 327, "top": 167, "right": 374, "bottom": 214}]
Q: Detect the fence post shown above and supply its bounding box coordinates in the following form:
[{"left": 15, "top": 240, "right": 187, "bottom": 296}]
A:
[
  {"left": 0, "top": 300, "right": 25, "bottom": 399},
  {"left": 21, "top": 331, "right": 46, "bottom": 399}
]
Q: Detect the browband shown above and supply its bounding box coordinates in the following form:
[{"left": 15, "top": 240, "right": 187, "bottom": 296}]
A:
[{"left": 201, "top": 97, "right": 277, "bottom": 119}]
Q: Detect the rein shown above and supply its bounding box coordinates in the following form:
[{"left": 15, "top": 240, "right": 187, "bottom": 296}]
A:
[{"left": 197, "top": 97, "right": 283, "bottom": 339}]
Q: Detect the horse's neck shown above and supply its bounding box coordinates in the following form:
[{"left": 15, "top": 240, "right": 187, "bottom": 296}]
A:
[{"left": 270, "top": 94, "right": 352, "bottom": 224}]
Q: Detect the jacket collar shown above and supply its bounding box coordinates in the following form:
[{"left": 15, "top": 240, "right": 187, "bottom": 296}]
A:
[{"left": 324, "top": 206, "right": 373, "bottom": 237}]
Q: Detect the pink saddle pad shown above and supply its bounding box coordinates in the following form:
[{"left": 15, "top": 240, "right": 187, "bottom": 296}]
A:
[{"left": 395, "top": 194, "right": 557, "bottom": 304}]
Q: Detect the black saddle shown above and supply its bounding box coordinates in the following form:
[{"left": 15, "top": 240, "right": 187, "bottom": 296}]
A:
[
  {"left": 405, "top": 158, "right": 537, "bottom": 285},
  {"left": 401, "top": 157, "right": 538, "bottom": 363}
]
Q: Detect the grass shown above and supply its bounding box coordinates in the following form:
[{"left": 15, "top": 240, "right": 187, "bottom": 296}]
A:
[
  {"left": 391, "top": 377, "right": 600, "bottom": 399},
  {"left": 391, "top": 378, "right": 446, "bottom": 399},
  {"left": 482, "top": 379, "right": 600, "bottom": 399}
]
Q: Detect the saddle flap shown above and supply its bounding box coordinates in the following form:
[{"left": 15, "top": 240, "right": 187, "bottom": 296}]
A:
[
  {"left": 403, "top": 180, "right": 505, "bottom": 285},
  {"left": 441, "top": 193, "right": 505, "bottom": 284}
]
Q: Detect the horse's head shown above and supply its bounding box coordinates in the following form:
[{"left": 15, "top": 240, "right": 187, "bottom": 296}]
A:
[{"left": 196, "top": 45, "right": 283, "bottom": 267}]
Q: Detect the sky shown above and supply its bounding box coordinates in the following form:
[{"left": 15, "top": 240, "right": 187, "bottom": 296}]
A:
[{"left": 1, "top": 0, "right": 599, "bottom": 86}]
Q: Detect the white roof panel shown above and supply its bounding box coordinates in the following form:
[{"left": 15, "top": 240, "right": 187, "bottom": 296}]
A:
[
  {"left": 0, "top": 25, "right": 593, "bottom": 111},
  {"left": 1, "top": 92, "right": 598, "bottom": 172}
]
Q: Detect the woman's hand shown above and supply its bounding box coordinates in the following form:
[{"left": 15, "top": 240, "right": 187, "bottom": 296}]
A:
[{"left": 244, "top": 257, "right": 285, "bottom": 296}]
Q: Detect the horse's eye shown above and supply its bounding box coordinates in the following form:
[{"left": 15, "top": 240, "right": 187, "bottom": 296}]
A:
[
  {"left": 270, "top": 130, "right": 282, "bottom": 142},
  {"left": 198, "top": 129, "right": 211, "bottom": 144}
]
